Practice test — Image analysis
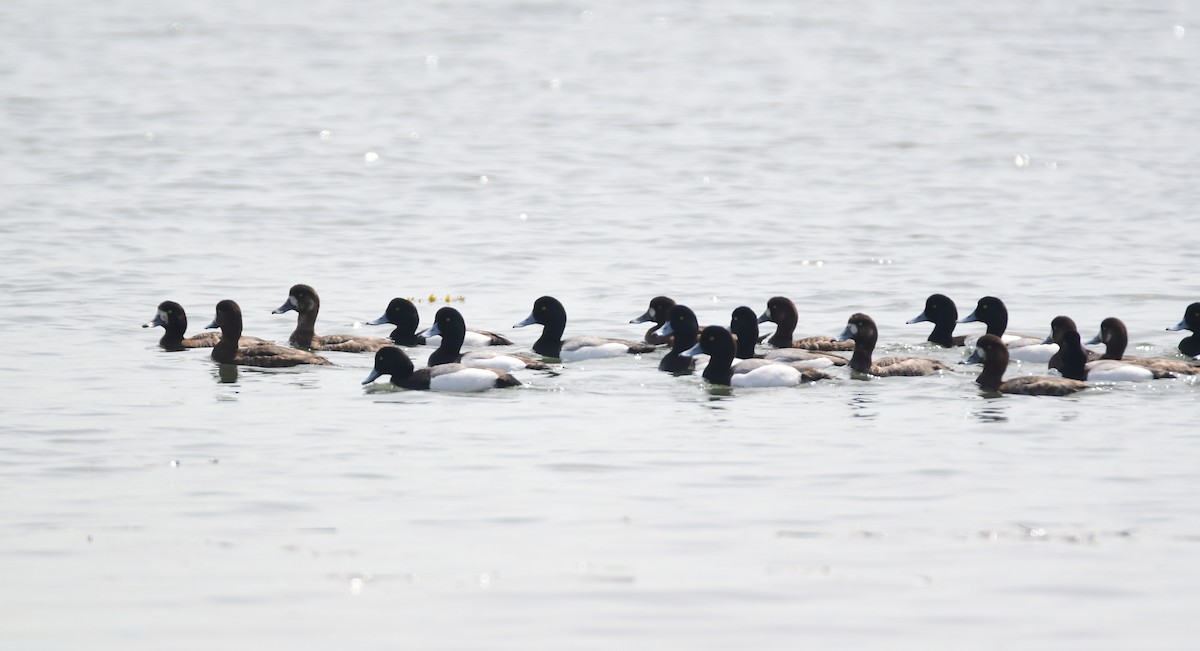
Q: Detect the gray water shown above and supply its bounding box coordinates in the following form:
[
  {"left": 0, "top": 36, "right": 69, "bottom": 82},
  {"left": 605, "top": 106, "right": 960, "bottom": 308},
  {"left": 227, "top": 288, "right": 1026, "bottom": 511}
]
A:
[{"left": 2, "top": 1, "right": 1198, "bottom": 648}]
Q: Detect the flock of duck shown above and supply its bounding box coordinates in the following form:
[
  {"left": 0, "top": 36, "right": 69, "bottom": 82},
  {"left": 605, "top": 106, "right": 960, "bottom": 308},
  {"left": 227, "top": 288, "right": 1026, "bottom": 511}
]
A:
[{"left": 144, "top": 284, "right": 1200, "bottom": 396}]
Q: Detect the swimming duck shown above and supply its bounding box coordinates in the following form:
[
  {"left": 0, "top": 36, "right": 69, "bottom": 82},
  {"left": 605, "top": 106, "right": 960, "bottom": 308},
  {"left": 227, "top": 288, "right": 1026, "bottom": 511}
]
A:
[
  {"left": 1057, "top": 330, "right": 1174, "bottom": 382},
  {"left": 272, "top": 284, "right": 394, "bottom": 353},
  {"left": 144, "top": 300, "right": 269, "bottom": 351},
  {"left": 1087, "top": 317, "right": 1199, "bottom": 375},
  {"left": 683, "top": 325, "right": 833, "bottom": 386},
  {"left": 1043, "top": 315, "right": 1102, "bottom": 370},
  {"left": 959, "top": 296, "right": 1058, "bottom": 362},
  {"left": 629, "top": 296, "right": 677, "bottom": 345},
  {"left": 758, "top": 296, "right": 855, "bottom": 351},
  {"left": 967, "top": 334, "right": 1088, "bottom": 396},
  {"left": 655, "top": 304, "right": 700, "bottom": 373},
  {"left": 730, "top": 306, "right": 846, "bottom": 368},
  {"left": 206, "top": 300, "right": 332, "bottom": 367},
  {"left": 426, "top": 307, "right": 548, "bottom": 371},
  {"left": 363, "top": 347, "right": 521, "bottom": 392},
  {"left": 906, "top": 294, "right": 967, "bottom": 347},
  {"left": 1167, "top": 302, "right": 1200, "bottom": 357},
  {"left": 834, "top": 313, "right": 950, "bottom": 377},
  {"left": 514, "top": 296, "right": 657, "bottom": 360},
  {"left": 366, "top": 297, "right": 513, "bottom": 347}
]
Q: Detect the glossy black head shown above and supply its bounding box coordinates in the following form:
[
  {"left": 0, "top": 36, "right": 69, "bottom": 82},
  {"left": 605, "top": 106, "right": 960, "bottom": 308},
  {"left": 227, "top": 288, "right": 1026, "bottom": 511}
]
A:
[
  {"left": 1169, "top": 302, "right": 1200, "bottom": 333},
  {"left": 363, "top": 346, "right": 415, "bottom": 385},
  {"left": 908, "top": 294, "right": 959, "bottom": 347},
  {"left": 273, "top": 284, "right": 320, "bottom": 315},
  {"left": 1058, "top": 330, "right": 1089, "bottom": 381},
  {"left": 729, "top": 306, "right": 761, "bottom": 358},
  {"left": 366, "top": 298, "right": 423, "bottom": 344},
  {"left": 959, "top": 296, "right": 1009, "bottom": 336},
  {"left": 514, "top": 295, "right": 567, "bottom": 328},
  {"left": 631, "top": 296, "right": 676, "bottom": 325},
  {"left": 145, "top": 300, "right": 188, "bottom": 336},
  {"left": 688, "top": 325, "right": 736, "bottom": 360},
  {"left": 663, "top": 305, "right": 699, "bottom": 348},
  {"left": 425, "top": 307, "right": 468, "bottom": 366}
]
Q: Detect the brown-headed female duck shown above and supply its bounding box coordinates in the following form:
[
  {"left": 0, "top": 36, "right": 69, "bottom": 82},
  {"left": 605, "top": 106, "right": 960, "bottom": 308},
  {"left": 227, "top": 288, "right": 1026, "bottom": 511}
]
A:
[
  {"left": 758, "top": 296, "right": 854, "bottom": 351},
  {"left": 514, "top": 295, "right": 656, "bottom": 360},
  {"left": 834, "top": 313, "right": 950, "bottom": 377},
  {"left": 1057, "top": 330, "right": 1174, "bottom": 382},
  {"left": 655, "top": 304, "right": 700, "bottom": 373},
  {"left": 426, "top": 307, "right": 548, "bottom": 371},
  {"left": 629, "top": 296, "right": 677, "bottom": 345},
  {"left": 966, "top": 334, "right": 1087, "bottom": 396},
  {"left": 959, "top": 296, "right": 1058, "bottom": 362},
  {"left": 143, "top": 300, "right": 269, "bottom": 351},
  {"left": 1167, "top": 302, "right": 1200, "bottom": 358},
  {"left": 272, "top": 284, "right": 392, "bottom": 353},
  {"left": 206, "top": 300, "right": 332, "bottom": 367},
  {"left": 365, "top": 297, "right": 512, "bottom": 347},
  {"left": 1088, "top": 317, "right": 1199, "bottom": 375},
  {"left": 363, "top": 347, "right": 521, "bottom": 392},
  {"left": 730, "top": 306, "right": 846, "bottom": 367},
  {"left": 682, "top": 325, "right": 833, "bottom": 386},
  {"left": 906, "top": 294, "right": 967, "bottom": 347}
]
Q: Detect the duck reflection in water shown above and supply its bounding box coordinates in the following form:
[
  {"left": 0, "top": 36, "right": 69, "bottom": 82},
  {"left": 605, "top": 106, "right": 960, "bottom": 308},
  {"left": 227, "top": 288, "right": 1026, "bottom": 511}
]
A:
[
  {"left": 216, "top": 363, "right": 238, "bottom": 384},
  {"left": 847, "top": 391, "right": 877, "bottom": 420}
]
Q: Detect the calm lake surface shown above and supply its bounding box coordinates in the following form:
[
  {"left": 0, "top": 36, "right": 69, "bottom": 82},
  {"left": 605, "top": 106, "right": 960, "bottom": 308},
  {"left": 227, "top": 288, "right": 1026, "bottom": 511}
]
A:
[{"left": 2, "top": 0, "right": 1198, "bottom": 648}]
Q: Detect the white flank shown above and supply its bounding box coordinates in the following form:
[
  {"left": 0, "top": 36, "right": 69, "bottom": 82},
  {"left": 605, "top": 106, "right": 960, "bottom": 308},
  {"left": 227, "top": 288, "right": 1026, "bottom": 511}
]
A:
[
  {"left": 462, "top": 354, "right": 526, "bottom": 372},
  {"left": 429, "top": 368, "right": 501, "bottom": 392},
  {"left": 731, "top": 364, "right": 801, "bottom": 388},
  {"left": 1086, "top": 361, "right": 1157, "bottom": 382}
]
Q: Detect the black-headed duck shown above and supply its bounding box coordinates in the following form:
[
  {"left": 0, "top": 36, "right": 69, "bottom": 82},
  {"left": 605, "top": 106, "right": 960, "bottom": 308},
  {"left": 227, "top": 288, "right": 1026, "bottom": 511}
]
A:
[
  {"left": 967, "top": 334, "right": 1087, "bottom": 396},
  {"left": 683, "top": 325, "right": 833, "bottom": 387},
  {"left": 730, "top": 306, "right": 847, "bottom": 367},
  {"left": 426, "top": 307, "right": 547, "bottom": 371},
  {"left": 906, "top": 294, "right": 967, "bottom": 347},
  {"left": 514, "top": 296, "right": 656, "bottom": 360},
  {"left": 959, "top": 296, "right": 1057, "bottom": 362},
  {"left": 834, "top": 313, "right": 950, "bottom": 377},
  {"left": 655, "top": 304, "right": 700, "bottom": 373},
  {"left": 758, "top": 296, "right": 854, "bottom": 351},
  {"left": 206, "top": 300, "right": 332, "bottom": 367},
  {"left": 144, "top": 300, "right": 269, "bottom": 351},
  {"left": 629, "top": 296, "right": 677, "bottom": 345},
  {"left": 363, "top": 347, "right": 521, "bottom": 392},
  {"left": 1058, "top": 330, "right": 1174, "bottom": 382},
  {"left": 1043, "top": 315, "right": 1102, "bottom": 370},
  {"left": 366, "top": 297, "right": 513, "bottom": 347},
  {"left": 1088, "top": 317, "right": 1199, "bottom": 375},
  {"left": 272, "top": 284, "right": 392, "bottom": 353},
  {"left": 1167, "top": 302, "right": 1200, "bottom": 358}
]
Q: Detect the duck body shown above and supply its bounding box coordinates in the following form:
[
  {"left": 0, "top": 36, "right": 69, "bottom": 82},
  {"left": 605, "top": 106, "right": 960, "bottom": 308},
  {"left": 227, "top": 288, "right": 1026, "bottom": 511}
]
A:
[
  {"left": 906, "top": 294, "right": 967, "bottom": 348},
  {"left": 729, "top": 306, "right": 846, "bottom": 368},
  {"left": 684, "top": 325, "right": 833, "bottom": 387},
  {"left": 959, "top": 296, "right": 1058, "bottom": 362},
  {"left": 273, "top": 284, "right": 393, "bottom": 352},
  {"left": 514, "top": 296, "right": 656, "bottom": 360},
  {"left": 1058, "top": 330, "right": 1174, "bottom": 382},
  {"left": 144, "top": 300, "right": 269, "bottom": 350},
  {"left": 1088, "top": 317, "right": 1199, "bottom": 375},
  {"left": 206, "top": 300, "right": 332, "bottom": 367},
  {"left": 363, "top": 347, "right": 520, "bottom": 391},
  {"left": 630, "top": 296, "right": 677, "bottom": 345},
  {"left": 426, "top": 307, "right": 548, "bottom": 371},
  {"left": 1168, "top": 302, "right": 1200, "bottom": 357},
  {"left": 967, "top": 334, "right": 1087, "bottom": 396},
  {"left": 835, "top": 313, "right": 950, "bottom": 377},
  {"left": 758, "top": 296, "right": 854, "bottom": 351}
]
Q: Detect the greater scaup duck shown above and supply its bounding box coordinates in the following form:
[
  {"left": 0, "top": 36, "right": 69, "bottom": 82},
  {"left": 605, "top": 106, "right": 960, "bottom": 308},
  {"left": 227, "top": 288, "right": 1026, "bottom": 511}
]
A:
[
  {"left": 206, "top": 300, "right": 332, "bottom": 367},
  {"left": 655, "top": 304, "right": 700, "bottom": 373},
  {"left": 1058, "top": 330, "right": 1174, "bottom": 382},
  {"left": 514, "top": 296, "right": 656, "bottom": 360},
  {"left": 363, "top": 347, "right": 521, "bottom": 392},
  {"left": 959, "top": 296, "right": 1058, "bottom": 362},
  {"left": 1087, "top": 317, "right": 1199, "bottom": 375},
  {"left": 683, "top": 325, "right": 833, "bottom": 387},
  {"left": 365, "top": 297, "right": 513, "bottom": 347},
  {"left": 426, "top": 307, "right": 548, "bottom": 371},
  {"left": 144, "top": 300, "right": 269, "bottom": 351},
  {"left": 1043, "top": 315, "right": 1102, "bottom": 370},
  {"left": 629, "top": 296, "right": 677, "bottom": 345},
  {"left": 272, "top": 284, "right": 393, "bottom": 353},
  {"left": 906, "top": 294, "right": 967, "bottom": 347},
  {"left": 758, "top": 296, "right": 855, "bottom": 351},
  {"left": 967, "top": 334, "right": 1088, "bottom": 396},
  {"left": 834, "top": 313, "right": 950, "bottom": 377},
  {"left": 1167, "top": 302, "right": 1200, "bottom": 357},
  {"left": 730, "top": 306, "right": 846, "bottom": 368}
]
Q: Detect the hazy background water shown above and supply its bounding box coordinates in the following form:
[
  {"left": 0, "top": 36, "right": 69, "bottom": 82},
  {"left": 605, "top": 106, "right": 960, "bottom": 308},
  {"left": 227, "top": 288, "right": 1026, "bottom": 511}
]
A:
[{"left": 2, "top": 0, "right": 1198, "bottom": 648}]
